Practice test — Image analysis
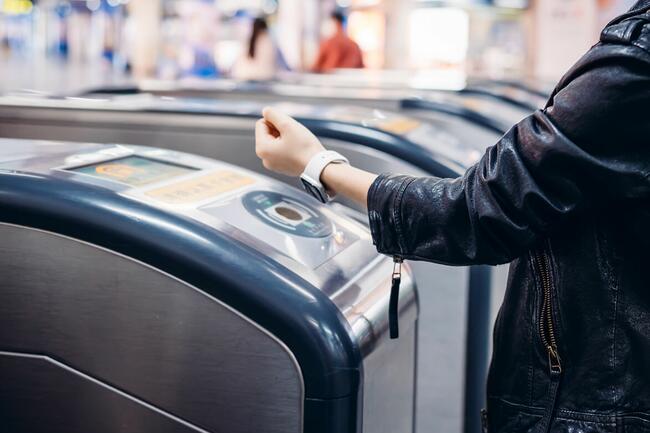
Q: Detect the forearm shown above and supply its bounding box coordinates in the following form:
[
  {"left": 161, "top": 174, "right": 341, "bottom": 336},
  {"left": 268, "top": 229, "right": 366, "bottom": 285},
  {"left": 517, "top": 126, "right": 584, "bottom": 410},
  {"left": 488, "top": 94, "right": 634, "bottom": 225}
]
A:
[{"left": 321, "top": 162, "right": 377, "bottom": 208}]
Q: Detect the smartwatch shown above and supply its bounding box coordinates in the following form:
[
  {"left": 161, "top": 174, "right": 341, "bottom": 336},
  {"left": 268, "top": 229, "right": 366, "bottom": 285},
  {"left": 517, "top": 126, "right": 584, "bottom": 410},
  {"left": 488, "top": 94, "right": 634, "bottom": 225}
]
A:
[{"left": 300, "top": 150, "right": 349, "bottom": 203}]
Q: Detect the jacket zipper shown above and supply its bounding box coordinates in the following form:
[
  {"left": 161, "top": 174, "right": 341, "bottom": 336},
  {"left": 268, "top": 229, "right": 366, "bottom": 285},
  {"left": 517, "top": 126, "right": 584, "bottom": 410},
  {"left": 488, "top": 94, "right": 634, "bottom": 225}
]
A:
[{"left": 533, "top": 248, "right": 562, "bottom": 376}]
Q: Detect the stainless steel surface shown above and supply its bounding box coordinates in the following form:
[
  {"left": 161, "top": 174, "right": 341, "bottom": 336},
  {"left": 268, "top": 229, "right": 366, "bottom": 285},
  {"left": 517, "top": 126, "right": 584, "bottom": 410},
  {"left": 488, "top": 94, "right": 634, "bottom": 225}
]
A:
[
  {"left": 412, "top": 261, "right": 470, "bottom": 433},
  {"left": 0, "top": 223, "right": 304, "bottom": 433},
  {"left": 362, "top": 320, "right": 417, "bottom": 433},
  {"left": 0, "top": 99, "right": 499, "bottom": 433},
  {"left": 0, "top": 351, "right": 209, "bottom": 433}
]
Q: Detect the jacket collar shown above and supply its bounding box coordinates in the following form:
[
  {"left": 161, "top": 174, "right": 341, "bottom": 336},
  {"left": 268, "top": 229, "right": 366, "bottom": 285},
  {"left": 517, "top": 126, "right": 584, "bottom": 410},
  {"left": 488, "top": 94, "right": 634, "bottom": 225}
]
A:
[
  {"left": 604, "top": 1, "right": 650, "bottom": 28},
  {"left": 631, "top": 0, "right": 650, "bottom": 12}
]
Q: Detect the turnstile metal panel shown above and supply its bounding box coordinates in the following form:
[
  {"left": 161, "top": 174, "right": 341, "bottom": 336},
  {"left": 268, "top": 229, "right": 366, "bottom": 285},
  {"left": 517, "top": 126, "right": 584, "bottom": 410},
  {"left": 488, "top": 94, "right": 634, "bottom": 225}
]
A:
[
  {"left": 0, "top": 223, "right": 303, "bottom": 433},
  {"left": 0, "top": 98, "right": 496, "bottom": 433},
  {"left": 0, "top": 140, "right": 419, "bottom": 433},
  {"left": 0, "top": 353, "right": 205, "bottom": 433}
]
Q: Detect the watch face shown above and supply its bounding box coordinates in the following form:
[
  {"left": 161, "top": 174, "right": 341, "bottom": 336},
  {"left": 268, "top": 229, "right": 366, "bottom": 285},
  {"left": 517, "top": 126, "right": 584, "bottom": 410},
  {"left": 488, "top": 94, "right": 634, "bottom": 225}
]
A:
[{"left": 301, "top": 178, "right": 327, "bottom": 203}]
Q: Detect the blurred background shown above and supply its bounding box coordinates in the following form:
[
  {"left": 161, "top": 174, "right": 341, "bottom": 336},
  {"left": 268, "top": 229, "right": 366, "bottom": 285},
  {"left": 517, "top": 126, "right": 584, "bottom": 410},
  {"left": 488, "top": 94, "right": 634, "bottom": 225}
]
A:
[{"left": 0, "top": 0, "right": 638, "bottom": 94}]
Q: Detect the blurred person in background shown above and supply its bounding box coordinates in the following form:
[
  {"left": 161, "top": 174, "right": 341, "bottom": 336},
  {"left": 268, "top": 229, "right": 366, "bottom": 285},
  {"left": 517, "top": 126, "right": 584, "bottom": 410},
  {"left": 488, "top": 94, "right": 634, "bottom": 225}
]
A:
[
  {"left": 176, "top": 0, "right": 220, "bottom": 78},
  {"left": 231, "top": 17, "right": 277, "bottom": 81},
  {"left": 312, "top": 11, "right": 363, "bottom": 73}
]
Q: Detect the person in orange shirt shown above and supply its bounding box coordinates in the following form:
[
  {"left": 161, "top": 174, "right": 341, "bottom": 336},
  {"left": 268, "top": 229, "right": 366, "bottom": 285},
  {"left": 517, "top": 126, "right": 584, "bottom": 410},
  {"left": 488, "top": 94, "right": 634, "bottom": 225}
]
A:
[{"left": 312, "top": 12, "right": 364, "bottom": 73}]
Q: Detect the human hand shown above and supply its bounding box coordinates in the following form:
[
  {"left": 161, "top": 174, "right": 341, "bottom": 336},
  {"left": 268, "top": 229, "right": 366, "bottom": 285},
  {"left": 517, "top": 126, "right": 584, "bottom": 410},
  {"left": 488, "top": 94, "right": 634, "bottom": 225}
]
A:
[{"left": 255, "top": 107, "right": 325, "bottom": 176}]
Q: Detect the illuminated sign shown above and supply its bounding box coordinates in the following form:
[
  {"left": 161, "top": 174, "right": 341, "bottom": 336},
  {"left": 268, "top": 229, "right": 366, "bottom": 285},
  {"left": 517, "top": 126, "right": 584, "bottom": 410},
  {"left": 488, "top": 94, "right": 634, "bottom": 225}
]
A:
[{"left": 69, "top": 156, "right": 198, "bottom": 187}]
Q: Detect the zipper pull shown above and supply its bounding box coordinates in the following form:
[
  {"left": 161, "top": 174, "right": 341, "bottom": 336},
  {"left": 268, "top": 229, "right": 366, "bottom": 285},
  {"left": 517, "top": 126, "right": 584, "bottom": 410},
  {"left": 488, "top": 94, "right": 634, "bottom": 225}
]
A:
[
  {"left": 547, "top": 345, "right": 562, "bottom": 376},
  {"left": 389, "top": 256, "right": 403, "bottom": 339},
  {"left": 480, "top": 408, "right": 489, "bottom": 433}
]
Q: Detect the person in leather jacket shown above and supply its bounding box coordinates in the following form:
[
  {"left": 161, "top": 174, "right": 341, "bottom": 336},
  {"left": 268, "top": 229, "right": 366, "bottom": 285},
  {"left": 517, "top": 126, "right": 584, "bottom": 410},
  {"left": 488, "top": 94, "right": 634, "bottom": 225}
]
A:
[{"left": 254, "top": 2, "right": 650, "bottom": 432}]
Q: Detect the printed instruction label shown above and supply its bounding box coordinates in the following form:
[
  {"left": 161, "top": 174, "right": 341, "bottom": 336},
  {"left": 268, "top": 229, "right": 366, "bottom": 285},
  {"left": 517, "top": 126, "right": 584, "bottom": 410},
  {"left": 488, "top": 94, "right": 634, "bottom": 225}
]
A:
[{"left": 144, "top": 170, "right": 256, "bottom": 204}]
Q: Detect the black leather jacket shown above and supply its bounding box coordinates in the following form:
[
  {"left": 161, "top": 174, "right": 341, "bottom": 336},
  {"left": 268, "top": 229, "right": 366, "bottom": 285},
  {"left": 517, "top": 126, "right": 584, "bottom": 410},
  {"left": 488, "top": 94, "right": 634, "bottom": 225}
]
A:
[{"left": 367, "top": 2, "right": 650, "bottom": 432}]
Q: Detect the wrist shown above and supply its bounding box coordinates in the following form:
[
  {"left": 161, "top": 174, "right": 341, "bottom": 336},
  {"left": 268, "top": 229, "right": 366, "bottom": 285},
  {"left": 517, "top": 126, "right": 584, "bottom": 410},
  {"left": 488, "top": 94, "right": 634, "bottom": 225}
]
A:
[{"left": 320, "top": 161, "right": 344, "bottom": 195}]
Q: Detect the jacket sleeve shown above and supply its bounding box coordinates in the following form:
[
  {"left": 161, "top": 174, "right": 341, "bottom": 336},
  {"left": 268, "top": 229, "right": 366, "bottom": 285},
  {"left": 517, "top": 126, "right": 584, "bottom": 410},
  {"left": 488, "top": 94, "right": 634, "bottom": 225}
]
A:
[{"left": 367, "top": 44, "right": 650, "bottom": 266}]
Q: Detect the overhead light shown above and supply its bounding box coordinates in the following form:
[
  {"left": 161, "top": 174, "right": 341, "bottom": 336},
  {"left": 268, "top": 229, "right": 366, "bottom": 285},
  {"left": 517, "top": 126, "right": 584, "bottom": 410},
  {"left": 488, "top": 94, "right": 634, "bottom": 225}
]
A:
[{"left": 2, "top": 0, "right": 33, "bottom": 15}]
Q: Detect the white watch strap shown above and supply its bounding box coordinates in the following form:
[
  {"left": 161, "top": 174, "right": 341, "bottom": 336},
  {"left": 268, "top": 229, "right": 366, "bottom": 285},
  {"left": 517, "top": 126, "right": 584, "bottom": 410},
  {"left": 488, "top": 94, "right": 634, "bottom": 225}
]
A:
[{"left": 302, "top": 150, "right": 349, "bottom": 186}]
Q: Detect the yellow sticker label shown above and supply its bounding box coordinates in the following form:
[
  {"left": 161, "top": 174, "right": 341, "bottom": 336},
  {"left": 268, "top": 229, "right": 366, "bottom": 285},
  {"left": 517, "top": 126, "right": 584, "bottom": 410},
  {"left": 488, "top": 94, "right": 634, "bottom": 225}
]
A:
[
  {"left": 95, "top": 163, "right": 140, "bottom": 180},
  {"left": 376, "top": 118, "right": 421, "bottom": 135},
  {"left": 462, "top": 99, "right": 482, "bottom": 112},
  {"left": 144, "top": 170, "right": 255, "bottom": 204}
]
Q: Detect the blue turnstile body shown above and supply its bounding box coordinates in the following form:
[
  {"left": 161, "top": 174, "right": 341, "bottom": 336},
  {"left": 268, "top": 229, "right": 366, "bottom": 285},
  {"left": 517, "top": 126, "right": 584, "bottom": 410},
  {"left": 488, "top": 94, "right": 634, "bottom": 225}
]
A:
[
  {"left": 0, "top": 139, "right": 418, "bottom": 433},
  {"left": 0, "top": 94, "right": 502, "bottom": 433}
]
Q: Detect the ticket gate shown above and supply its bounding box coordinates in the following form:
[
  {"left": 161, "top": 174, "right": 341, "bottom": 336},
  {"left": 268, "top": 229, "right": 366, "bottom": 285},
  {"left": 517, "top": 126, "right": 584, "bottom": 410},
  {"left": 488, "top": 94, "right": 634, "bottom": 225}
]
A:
[
  {"left": 0, "top": 95, "right": 498, "bottom": 433},
  {"left": 0, "top": 94, "right": 495, "bottom": 201},
  {"left": 472, "top": 78, "right": 553, "bottom": 100},
  {"left": 260, "top": 71, "right": 548, "bottom": 113},
  {"left": 0, "top": 139, "right": 418, "bottom": 433},
  {"left": 460, "top": 80, "right": 549, "bottom": 112},
  {"left": 84, "top": 79, "right": 531, "bottom": 135},
  {"left": 271, "top": 70, "right": 548, "bottom": 112}
]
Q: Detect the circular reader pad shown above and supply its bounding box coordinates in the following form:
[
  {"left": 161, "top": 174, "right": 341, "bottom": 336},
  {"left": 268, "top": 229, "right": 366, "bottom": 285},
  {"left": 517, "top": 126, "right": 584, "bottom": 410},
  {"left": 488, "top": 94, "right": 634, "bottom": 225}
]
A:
[{"left": 242, "top": 191, "right": 333, "bottom": 238}]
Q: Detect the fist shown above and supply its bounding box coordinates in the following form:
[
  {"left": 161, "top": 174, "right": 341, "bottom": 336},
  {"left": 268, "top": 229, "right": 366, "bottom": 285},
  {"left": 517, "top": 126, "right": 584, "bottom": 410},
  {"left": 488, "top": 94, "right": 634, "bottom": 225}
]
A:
[{"left": 255, "top": 107, "right": 325, "bottom": 177}]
